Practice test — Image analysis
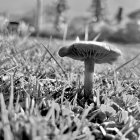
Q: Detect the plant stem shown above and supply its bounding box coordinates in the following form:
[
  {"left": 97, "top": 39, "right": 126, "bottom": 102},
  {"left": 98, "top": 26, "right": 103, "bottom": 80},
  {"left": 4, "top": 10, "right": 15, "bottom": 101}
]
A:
[{"left": 84, "top": 59, "right": 95, "bottom": 100}]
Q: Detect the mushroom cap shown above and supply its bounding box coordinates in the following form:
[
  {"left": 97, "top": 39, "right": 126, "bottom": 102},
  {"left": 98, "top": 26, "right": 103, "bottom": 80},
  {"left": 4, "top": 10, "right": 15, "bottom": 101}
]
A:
[{"left": 58, "top": 41, "right": 122, "bottom": 64}]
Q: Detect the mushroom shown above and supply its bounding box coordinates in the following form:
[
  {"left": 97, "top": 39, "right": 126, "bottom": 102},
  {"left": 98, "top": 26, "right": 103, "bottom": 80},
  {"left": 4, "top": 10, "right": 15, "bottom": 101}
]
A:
[{"left": 58, "top": 38, "right": 122, "bottom": 102}]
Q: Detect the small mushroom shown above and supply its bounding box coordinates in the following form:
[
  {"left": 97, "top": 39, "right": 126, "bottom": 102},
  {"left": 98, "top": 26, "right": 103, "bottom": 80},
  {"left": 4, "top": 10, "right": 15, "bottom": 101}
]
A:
[{"left": 58, "top": 38, "right": 122, "bottom": 102}]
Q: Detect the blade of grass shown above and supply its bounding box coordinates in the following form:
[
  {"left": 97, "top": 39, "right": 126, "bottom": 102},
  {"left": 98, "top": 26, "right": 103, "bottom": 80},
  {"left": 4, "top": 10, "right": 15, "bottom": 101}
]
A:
[
  {"left": 35, "top": 49, "right": 47, "bottom": 74},
  {"left": 34, "top": 37, "right": 52, "bottom": 75},
  {"left": 45, "top": 52, "right": 56, "bottom": 64},
  {"left": 42, "top": 43, "right": 67, "bottom": 77},
  {"left": 15, "top": 92, "right": 20, "bottom": 112},
  {"left": 81, "top": 104, "right": 93, "bottom": 121},
  {"left": 103, "top": 53, "right": 140, "bottom": 78},
  {"left": 0, "top": 66, "right": 18, "bottom": 77},
  {"left": 93, "top": 33, "right": 101, "bottom": 41},
  {"left": 0, "top": 43, "right": 37, "bottom": 68},
  {"left": 25, "top": 95, "right": 30, "bottom": 113},
  {"left": 61, "top": 86, "right": 66, "bottom": 106},
  {"left": 8, "top": 73, "right": 14, "bottom": 111},
  {"left": 30, "top": 98, "right": 35, "bottom": 114},
  {"left": 46, "top": 101, "right": 55, "bottom": 123},
  {"left": 115, "top": 53, "right": 140, "bottom": 72},
  {"left": 35, "top": 41, "right": 67, "bottom": 77},
  {"left": 0, "top": 93, "right": 6, "bottom": 114},
  {"left": 0, "top": 93, "right": 13, "bottom": 140},
  {"left": 72, "top": 93, "right": 77, "bottom": 106}
]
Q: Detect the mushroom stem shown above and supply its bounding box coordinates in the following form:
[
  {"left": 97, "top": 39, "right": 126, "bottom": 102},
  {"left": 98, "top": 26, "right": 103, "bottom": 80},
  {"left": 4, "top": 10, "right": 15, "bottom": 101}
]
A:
[{"left": 84, "top": 59, "right": 95, "bottom": 100}]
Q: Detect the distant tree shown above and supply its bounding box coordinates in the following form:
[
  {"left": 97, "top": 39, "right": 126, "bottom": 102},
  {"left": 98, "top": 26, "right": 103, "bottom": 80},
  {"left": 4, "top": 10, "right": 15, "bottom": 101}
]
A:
[
  {"left": 89, "top": 0, "right": 107, "bottom": 22},
  {"left": 54, "top": 0, "right": 69, "bottom": 30},
  {"left": 36, "top": 0, "right": 42, "bottom": 35},
  {"left": 21, "top": 9, "right": 36, "bottom": 26},
  {"left": 115, "top": 7, "right": 123, "bottom": 24}
]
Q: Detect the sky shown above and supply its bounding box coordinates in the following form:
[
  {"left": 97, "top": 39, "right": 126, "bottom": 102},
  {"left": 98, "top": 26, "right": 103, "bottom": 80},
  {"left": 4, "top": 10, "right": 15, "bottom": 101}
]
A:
[{"left": 0, "top": 0, "right": 140, "bottom": 18}]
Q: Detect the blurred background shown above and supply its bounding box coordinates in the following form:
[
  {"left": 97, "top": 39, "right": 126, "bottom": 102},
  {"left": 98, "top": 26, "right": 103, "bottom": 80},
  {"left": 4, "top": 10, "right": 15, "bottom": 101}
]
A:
[{"left": 0, "top": 0, "right": 140, "bottom": 43}]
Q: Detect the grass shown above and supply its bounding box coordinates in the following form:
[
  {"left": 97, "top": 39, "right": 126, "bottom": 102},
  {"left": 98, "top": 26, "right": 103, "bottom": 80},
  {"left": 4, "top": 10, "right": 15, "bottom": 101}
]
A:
[{"left": 0, "top": 34, "right": 140, "bottom": 140}]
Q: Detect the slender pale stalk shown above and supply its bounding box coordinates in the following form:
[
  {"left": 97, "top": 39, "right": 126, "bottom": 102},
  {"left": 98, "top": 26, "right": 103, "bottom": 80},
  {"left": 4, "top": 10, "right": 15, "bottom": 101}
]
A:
[
  {"left": 85, "top": 24, "right": 89, "bottom": 41},
  {"left": 63, "top": 23, "right": 68, "bottom": 44},
  {"left": 8, "top": 73, "right": 14, "bottom": 111},
  {"left": 84, "top": 59, "right": 95, "bottom": 100}
]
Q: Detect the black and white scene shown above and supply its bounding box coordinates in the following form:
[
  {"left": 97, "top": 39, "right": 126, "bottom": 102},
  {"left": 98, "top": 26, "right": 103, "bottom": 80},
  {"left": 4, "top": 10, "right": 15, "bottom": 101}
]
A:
[{"left": 0, "top": 0, "right": 140, "bottom": 140}]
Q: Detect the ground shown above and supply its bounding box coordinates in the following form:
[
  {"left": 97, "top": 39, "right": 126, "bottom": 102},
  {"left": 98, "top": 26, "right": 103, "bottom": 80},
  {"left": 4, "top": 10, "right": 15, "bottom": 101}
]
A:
[{"left": 0, "top": 35, "right": 140, "bottom": 140}]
